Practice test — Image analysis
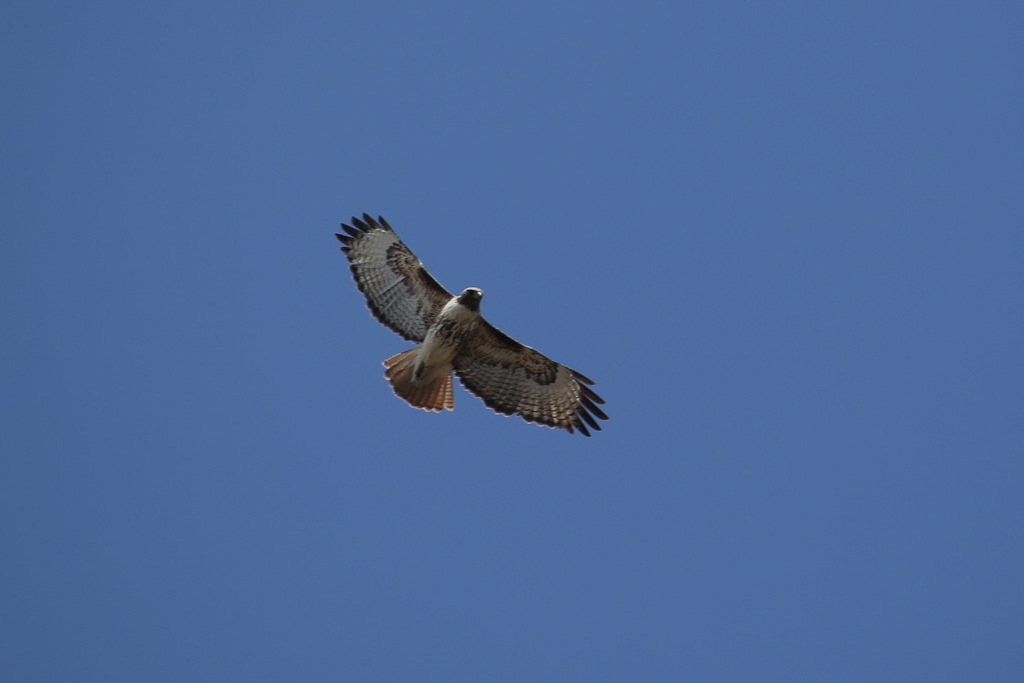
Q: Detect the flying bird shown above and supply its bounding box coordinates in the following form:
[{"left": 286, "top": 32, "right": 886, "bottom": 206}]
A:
[{"left": 335, "top": 214, "right": 608, "bottom": 436}]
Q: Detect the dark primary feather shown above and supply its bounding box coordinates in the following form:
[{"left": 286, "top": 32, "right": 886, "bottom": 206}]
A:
[{"left": 336, "top": 213, "right": 395, "bottom": 245}]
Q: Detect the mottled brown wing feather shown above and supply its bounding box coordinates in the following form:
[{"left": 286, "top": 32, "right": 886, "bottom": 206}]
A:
[
  {"left": 335, "top": 214, "right": 453, "bottom": 342},
  {"left": 453, "top": 320, "right": 608, "bottom": 436}
]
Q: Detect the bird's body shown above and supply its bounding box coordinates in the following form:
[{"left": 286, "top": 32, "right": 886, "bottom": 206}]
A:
[
  {"left": 384, "top": 289, "right": 482, "bottom": 412},
  {"left": 414, "top": 289, "right": 482, "bottom": 382},
  {"left": 335, "top": 214, "right": 607, "bottom": 436}
]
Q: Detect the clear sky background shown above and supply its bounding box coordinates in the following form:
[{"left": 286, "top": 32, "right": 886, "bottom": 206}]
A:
[{"left": 2, "top": 2, "right": 1022, "bottom": 681}]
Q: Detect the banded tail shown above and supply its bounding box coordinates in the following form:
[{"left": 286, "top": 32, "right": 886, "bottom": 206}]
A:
[{"left": 383, "top": 347, "right": 455, "bottom": 412}]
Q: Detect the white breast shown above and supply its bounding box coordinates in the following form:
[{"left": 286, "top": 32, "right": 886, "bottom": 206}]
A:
[{"left": 413, "top": 298, "right": 481, "bottom": 380}]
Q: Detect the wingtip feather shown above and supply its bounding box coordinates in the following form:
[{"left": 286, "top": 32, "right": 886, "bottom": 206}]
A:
[
  {"left": 578, "top": 408, "right": 600, "bottom": 432},
  {"left": 572, "top": 370, "right": 595, "bottom": 385},
  {"left": 580, "top": 384, "right": 605, "bottom": 405}
]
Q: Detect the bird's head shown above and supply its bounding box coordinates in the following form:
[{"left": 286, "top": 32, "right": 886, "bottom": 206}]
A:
[{"left": 458, "top": 287, "right": 483, "bottom": 311}]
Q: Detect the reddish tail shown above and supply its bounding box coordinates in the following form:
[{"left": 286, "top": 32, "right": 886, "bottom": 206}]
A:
[{"left": 382, "top": 347, "right": 454, "bottom": 412}]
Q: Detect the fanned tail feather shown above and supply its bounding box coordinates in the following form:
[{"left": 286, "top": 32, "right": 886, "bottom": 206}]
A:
[{"left": 383, "top": 348, "right": 454, "bottom": 412}]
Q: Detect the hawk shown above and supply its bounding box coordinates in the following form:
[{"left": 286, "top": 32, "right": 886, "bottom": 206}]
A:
[{"left": 335, "top": 214, "right": 608, "bottom": 436}]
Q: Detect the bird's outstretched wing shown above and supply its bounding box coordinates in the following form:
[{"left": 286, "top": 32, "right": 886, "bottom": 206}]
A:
[
  {"left": 453, "top": 320, "right": 608, "bottom": 436},
  {"left": 335, "top": 214, "right": 453, "bottom": 342}
]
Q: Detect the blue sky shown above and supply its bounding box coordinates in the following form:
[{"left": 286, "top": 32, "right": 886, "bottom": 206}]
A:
[{"left": 2, "top": 1, "right": 1022, "bottom": 680}]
